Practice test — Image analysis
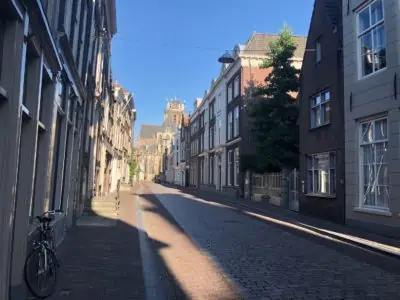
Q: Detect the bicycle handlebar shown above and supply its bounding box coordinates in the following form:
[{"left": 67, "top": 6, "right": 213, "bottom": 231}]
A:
[{"left": 35, "top": 210, "right": 63, "bottom": 223}]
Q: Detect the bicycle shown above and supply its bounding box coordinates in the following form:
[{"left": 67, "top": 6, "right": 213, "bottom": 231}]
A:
[{"left": 24, "top": 210, "right": 62, "bottom": 299}]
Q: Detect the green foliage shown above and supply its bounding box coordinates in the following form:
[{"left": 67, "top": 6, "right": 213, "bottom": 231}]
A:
[
  {"left": 129, "top": 148, "right": 137, "bottom": 178},
  {"left": 248, "top": 23, "right": 300, "bottom": 173},
  {"left": 129, "top": 158, "right": 137, "bottom": 177}
]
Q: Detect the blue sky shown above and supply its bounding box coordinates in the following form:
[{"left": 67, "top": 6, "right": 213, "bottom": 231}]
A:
[{"left": 112, "top": 0, "right": 315, "bottom": 140}]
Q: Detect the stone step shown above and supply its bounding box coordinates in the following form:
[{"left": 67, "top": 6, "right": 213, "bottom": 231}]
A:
[
  {"left": 84, "top": 206, "right": 117, "bottom": 214},
  {"left": 87, "top": 202, "right": 117, "bottom": 208},
  {"left": 83, "top": 210, "right": 118, "bottom": 218}
]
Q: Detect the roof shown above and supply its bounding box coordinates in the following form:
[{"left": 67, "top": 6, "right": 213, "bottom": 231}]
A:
[
  {"left": 139, "top": 124, "right": 163, "bottom": 139},
  {"left": 244, "top": 33, "right": 307, "bottom": 59},
  {"left": 323, "top": 0, "right": 341, "bottom": 27}
]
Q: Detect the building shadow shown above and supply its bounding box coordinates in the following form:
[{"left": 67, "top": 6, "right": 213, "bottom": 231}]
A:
[
  {"left": 33, "top": 187, "right": 240, "bottom": 300},
  {"left": 25, "top": 183, "right": 400, "bottom": 300}
]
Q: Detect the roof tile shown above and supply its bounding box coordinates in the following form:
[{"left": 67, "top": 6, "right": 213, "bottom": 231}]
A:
[{"left": 244, "top": 33, "right": 307, "bottom": 59}]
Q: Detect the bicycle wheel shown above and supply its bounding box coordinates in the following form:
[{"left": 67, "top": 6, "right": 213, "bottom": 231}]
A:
[{"left": 24, "top": 247, "right": 58, "bottom": 299}]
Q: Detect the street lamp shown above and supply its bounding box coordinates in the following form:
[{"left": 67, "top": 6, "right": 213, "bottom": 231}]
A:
[{"left": 218, "top": 51, "right": 235, "bottom": 64}]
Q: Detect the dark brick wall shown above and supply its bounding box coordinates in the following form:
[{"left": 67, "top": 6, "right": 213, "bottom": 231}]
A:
[{"left": 298, "top": 0, "right": 345, "bottom": 223}]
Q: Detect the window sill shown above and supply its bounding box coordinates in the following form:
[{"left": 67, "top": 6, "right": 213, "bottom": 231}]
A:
[
  {"left": 305, "top": 193, "right": 336, "bottom": 199},
  {"left": 309, "top": 123, "right": 330, "bottom": 131},
  {"left": 0, "top": 85, "right": 8, "bottom": 100},
  {"left": 354, "top": 207, "right": 392, "bottom": 217},
  {"left": 38, "top": 121, "right": 46, "bottom": 132},
  {"left": 358, "top": 67, "right": 387, "bottom": 81}
]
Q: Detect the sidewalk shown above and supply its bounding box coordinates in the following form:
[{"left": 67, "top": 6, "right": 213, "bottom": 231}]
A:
[
  {"left": 174, "top": 184, "right": 400, "bottom": 259},
  {"left": 46, "top": 188, "right": 146, "bottom": 300}
]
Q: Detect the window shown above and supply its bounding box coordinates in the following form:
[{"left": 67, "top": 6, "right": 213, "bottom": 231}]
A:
[
  {"left": 357, "top": 0, "right": 386, "bottom": 77},
  {"left": 310, "top": 91, "right": 330, "bottom": 128},
  {"left": 228, "top": 111, "right": 233, "bottom": 140},
  {"left": 218, "top": 119, "right": 222, "bottom": 144},
  {"left": 359, "top": 117, "right": 389, "bottom": 209},
  {"left": 0, "top": 20, "right": 5, "bottom": 82},
  {"left": 209, "top": 125, "right": 214, "bottom": 149},
  {"left": 209, "top": 101, "right": 215, "bottom": 120},
  {"left": 316, "top": 40, "right": 321, "bottom": 63},
  {"left": 227, "top": 150, "right": 233, "bottom": 186},
  {"left": 213, "top": 124, "right": 217, "bottom": 147},
  {"left": 60, "top": 125, "right": 72, "bottom": 209},
  {"left": 200, "top": 158, "right": 204, "bottom": 184},
  {"left": 209, "top": 156, "right": 214, "bottom": 185},
  {"left": 307, "top": 152, "right": 336, "bottom": 195},
  {"left": 234, "top": 75, "right": 240, "bottom": 98},
  {"left": 228, "top": 83, "right": 233, "bottom": 103},
  {"left": 200, "top": 132, "right": 204, "bottom": 152},
  {"left": 252, "top": 175, "right": 263, "bottom": 187},
  {"left": 50, "top": 114, "right": 63, "bottom": 209},
  {"left": 234, "top": 106, "right": 239, "bottom": 137},
  {"left": 234, "top": 148, "right": 240, "bottom": 186}
]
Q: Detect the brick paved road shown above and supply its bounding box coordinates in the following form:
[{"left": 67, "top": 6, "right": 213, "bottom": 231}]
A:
[
  {"left": 138, "top": 184, "right": 240, "bottom": 300},
  {"left": 46, "top": 190, "right": 146, "bottom": 300},
  {"left": 144, "top": 182, "right": 400, "bottom": 300}
]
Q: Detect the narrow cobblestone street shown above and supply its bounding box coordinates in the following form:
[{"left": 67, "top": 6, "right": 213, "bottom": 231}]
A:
[
  {"left": 45, "top": 182, "right": 400, "bottom": 300},
  {"left": 140, "top": 183, "right": 400, "bottom": 300}
]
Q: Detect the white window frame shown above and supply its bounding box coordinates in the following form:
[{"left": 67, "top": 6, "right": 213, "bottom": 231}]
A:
[
  {"left": 228, "top": 150, "right": 233, "bottom": 186},
  {"left": 358, "top": 117, "right": 389, "bottom": 210},
  {"left": 228, "top": 83, "right": 233, "bottom": 103},
  {"left": 228, "top": 111, "right": 233, "bottom": 140},
  {"left": 234, "top": 106, "right": 239, "bottom": 137},
  {"left": 209, "top": 156, "right": 214, "bottom": 185},
  {"left": 218, "top": 118, "right": 222, "bottom": 144},
  {"left": 234, "top": 148, "right": 240, "bottom": 186},
  {"left": 310, "top": 90, "right": 330, "bottom": 128},
  {"left": 234, "top": 75, "right": 240, "bottom": 98},
  {"left": 357, "top": 0, "right": 386, "bottom": 78},
  {"left": 307, "top": 152, "right": 336, "bottom": 196}
]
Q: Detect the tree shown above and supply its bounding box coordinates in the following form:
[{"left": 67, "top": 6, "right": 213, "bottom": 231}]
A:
[
  {"left": 248, "top": 23, "right": 300, "bottom": 173},
  {"left": 129, "top": 148, "right": 137, "bottom": 181},
  {"left": 129, "top": 158, "right": 137, "bottom": 178}
]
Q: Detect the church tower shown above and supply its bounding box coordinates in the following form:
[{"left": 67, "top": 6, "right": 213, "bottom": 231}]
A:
[{"left": 162, "top": 98, "right": 186, "bottom": 132}]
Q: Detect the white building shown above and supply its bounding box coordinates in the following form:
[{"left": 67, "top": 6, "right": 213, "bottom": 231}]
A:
[{"left": 190, "top": 33, "right": 306, "bottom": 197}]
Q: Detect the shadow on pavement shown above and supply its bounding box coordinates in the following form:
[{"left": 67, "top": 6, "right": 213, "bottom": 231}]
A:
[
  {"left": 43, "top": 185, "right": 239, "bottom": 300},
  {"left": 30, "top": 182, "right": 400, "bottom": 300},
  {"left": 43, "top": 191, "right": 191, "bottom": 300}
]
